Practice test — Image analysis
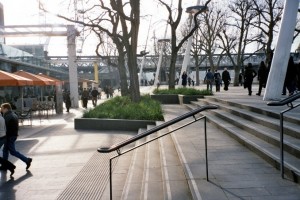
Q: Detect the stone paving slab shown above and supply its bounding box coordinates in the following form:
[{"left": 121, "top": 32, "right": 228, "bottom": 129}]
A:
[
  {"left": 162, "top": 101, "right": 300, "bottom": 200},
  {"left": 0, "top": 100, "right": 136, "bottom": 200}
]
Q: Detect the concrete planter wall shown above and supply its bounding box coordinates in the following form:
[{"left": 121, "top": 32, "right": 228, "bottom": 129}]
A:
[
  {"left": 178, "top": 95, "right": 204, "bottom": 105},
  {"left": 151, "top": 94, "right": 204, "bottom": 104},
  {"left": 74, "top": 118, "right": 155, "bottom": 131},
  {"left": 151, "top": 94, "right": 179, "bottom": 104}
]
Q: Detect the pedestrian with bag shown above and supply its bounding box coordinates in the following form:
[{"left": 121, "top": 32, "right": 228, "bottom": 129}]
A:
[{"left": 1, "top": 103, "right": 32, "bottom": 172}]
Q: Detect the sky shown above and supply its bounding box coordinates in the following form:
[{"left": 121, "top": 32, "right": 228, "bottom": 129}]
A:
[
  {"left": 0, "top": 0, "right": 194, "bottom": 56},
  {"left": 0, "top": 0, "right": 299, "bottom": 57}
]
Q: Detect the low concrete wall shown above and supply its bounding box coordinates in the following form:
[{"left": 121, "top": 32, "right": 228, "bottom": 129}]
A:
[
  {"left": 151, "top": 94, "right": 204, "bottom": 104},
  {"left": 151, "top": 94, "right": 179, "bottom": 104},
  {"left": 74, "top": 118, "right": 156, "bottom": 131},
  {"left": 178, "top": 95, "right": 204, "bottom": 104}
]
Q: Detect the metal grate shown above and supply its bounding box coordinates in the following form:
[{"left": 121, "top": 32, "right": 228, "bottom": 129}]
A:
[{"left": 57, "top": 151, "right": 117, "bottom": 200}]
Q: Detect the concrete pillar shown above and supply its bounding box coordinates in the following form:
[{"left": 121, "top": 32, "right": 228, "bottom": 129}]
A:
[
  {"left": 180, "top": 13, "right": 193, "bottom": 79},
  {"left": 93, "top": 61, "right": 99, "bottom": 86},
  {"left": 67, "top": 25, "right": 79, "bottom": 108},
  {"left": 263, "top": 0, "right": 298, "bottom": 101}
]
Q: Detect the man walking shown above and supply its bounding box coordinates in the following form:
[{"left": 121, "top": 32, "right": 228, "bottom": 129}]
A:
[
  {"left": 222, "top": 68, "right": 231, "bottom": 91},
  {"left": 91, "top": 87, "right": 99, "bottom": 107},
  {"left": 1, "top": 103, "right": 32, "bottom": 170},
  {"left": 0, "top": 107, "right": 16, "bottom": 176}
]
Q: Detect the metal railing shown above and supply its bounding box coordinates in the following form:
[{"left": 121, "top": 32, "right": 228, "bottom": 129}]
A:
[
  {"left": 267, "top": 92, "right": 300, "bottom": 179},
  {"left": 97, "top": 105, "right": 218, "bottom": 200}
]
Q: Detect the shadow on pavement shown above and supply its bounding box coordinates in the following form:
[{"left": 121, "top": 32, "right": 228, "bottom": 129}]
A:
[{"left": 0, "top": 171, "right": 33, "bottom": 200}]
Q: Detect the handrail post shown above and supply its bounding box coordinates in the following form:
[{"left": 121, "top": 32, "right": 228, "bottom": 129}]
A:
[
  {"left": 110, "top": 158, "right": 112, "bottom": 200},
  {"left": 204, "top": 116, "right": 208, "bottom": 181},
  {"left": 280, "top": 112, "right": 284, "bottom": 179}
]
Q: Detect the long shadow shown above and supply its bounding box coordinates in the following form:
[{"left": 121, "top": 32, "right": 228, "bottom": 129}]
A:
[{"left": 0, "top": 170, "right": 33, "bottom": 200}]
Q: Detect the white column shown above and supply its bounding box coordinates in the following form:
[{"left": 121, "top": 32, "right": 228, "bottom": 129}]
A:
[
  {"left": 180, "top": 0, "right": 201, "bottom": 84},
  {"left": 263, "top": 0, "right": 298, "bottom": 101},
  {"left": 67, "top": 25, "right": 79, "bottom": 108},
  {"left": 139, "top": 55, "right": 146, "bottom": 85},
  {"left": 180, "top": 14, "right": 193, "bottom": 79},
  {"left": 153, "top": 25, "right": 168, "bottom": 87}
]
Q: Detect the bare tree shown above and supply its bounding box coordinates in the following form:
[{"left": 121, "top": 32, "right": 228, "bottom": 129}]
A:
[
  {"left": 41, "top": 0, "right": 140, "bottom": 101},
  {"left": 252, "top": 0, "right": 283, "bottom": 66},
  {"left": 217, "top": 0, "right": 257, "bottom": 86},
  {"left": 196, "top": 1, "right": 226, "bottom": 72},
  {"left": 158, "top": 0, "right": 211, "bottom": 89}
]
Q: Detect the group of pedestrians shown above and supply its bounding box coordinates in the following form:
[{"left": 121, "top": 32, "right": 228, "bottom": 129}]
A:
[
  {"left": 0, "top": 103, "right": 32, "bottom": 177},
  {"left": 202, "top": 68, "right": 231, "bottom": 92},
  {"left": 244, "top": 55, "right": 300, "bottom": 97}
]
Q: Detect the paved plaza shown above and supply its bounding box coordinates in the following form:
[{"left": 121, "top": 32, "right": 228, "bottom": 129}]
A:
[{"left": 0, "top": 85, "right": 299, "bottom": 200}]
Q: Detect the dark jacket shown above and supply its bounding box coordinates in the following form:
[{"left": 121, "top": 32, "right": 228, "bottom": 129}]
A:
[
  {"left": 65, "top": 94, "right": 71, "bottom": 108},
  {"left": 222, "top": 70, "right": 231, "bottom": 83},
  {"left": 3, "top": 110, "right": 19, "bottom": 137}
]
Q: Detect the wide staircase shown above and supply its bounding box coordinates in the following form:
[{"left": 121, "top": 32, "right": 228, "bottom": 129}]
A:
[{"left": 97, "top": 94, "right": 300, "bottom": 200}]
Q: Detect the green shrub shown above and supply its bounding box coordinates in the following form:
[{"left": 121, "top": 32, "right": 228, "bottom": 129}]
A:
[
  {"left": 83, "top": 95, "right": 164, "bottom": 121},
  {"left": 153, "top": 88, "right": 213, "bottom": 95}
]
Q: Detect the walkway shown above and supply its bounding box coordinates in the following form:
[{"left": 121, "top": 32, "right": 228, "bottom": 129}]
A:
[{"left": 0, "top": 85, "right": 299, "bottom": 200}]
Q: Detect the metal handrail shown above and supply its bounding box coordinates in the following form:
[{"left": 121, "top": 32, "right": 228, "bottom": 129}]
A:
[
  {"left": 97, "top": 105, "right": 218, "bottom": 200},
  {"left": 98, "top": 105, "right": 218, "bottom": 153},
  {"left": 267, "top": 92, "right": 300, "bottom": 179}
]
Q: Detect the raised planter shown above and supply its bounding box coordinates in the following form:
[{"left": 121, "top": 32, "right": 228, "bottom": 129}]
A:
[
  {"left": 178, "top": 95, "right": 204, "bottom": 105},
  {"left": 74, "top": 118, "right": 156, "bottom": 131},
  {"left": 151, "top": 94, "right": 204, "bottom": 104},
  {"left": 151, "top": 94, "right": 179, "bottom": 104}
]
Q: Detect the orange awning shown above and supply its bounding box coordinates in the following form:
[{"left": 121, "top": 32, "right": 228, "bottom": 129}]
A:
[
  {"left": 0, "top": 70, "right": 33, "bottom": 86},
  {"left": 13, "top": 70, "right": 55, "bottom": 86},
  {"left": 37, "top": 73, "right": 63, "bottom": 85}
]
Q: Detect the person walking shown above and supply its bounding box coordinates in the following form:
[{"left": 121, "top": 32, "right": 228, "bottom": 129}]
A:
[
  {"left": 0, "top": 108, "right": 16, "bottom": 176},
  {"left": 181, "top": 71, "right": 188, "bottom": 87},
  {"left": 222, "top": 68, "right": 231, "bottom": 91},
  {"left": 204, "top": 69, "right": 214, "bottom": 92},
  {"left": 91, "top": 87, "right": 99, "bottom": 107},
  {"left": 1, "top": 103, "right": 32, "bottom": 171},
  {"left": 65, "top": 92, "right": 71, "bottom": 112},
  {"left": 81, "top": 88, "right": 89, "bottom": 108},
  {"left": 256, "top": 61, "right": 269, "bottom": 96},
  {"left": 244, "top": 63, "right": 257, "bottom": 96},
  {"left": 214, "top": 69, "right": 221, "bottom": 92},
  {"left": 284, "top": 56, "right": 297, "bottom": 96}
]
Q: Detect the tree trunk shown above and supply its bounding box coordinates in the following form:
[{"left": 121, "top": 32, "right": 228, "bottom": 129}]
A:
[
  {"left": 168, "top": 51, "right": 177, "bottom": 89},
  {"left": 117, "top": 52, "right": 129, "bottom": 96},
  {"left": 127, "top": 48, "right": 140, "bottom": 102}
]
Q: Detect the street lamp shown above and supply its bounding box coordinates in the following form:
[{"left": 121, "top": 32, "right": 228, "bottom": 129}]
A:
[{"left": 180, "top": 4, "right": 208, "bottom": 85}]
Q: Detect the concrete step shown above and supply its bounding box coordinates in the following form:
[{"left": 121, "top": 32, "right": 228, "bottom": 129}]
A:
[
  {"left": 191, "top": 100, "right": 300, "bottom": 158},
  {"left": 140, "top": 125, "right": 164, "bottom": 200},
  {"left": 203, "top": 96, "right": 300, "bottom": 126},
  {"left": 121, "top": 128, "right": 147, "bottom": 200},
  {"left": 156, "top": 121, "right": 192, "bottom": 200},
  {"left": 198, "top": 98, "right": 300, "bottom": 139},
  {"left": 185, "top": 103, "right": 300, "bottom": 183}
]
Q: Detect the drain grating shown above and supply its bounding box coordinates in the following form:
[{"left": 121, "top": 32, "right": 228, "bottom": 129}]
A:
[{"left": 57, "top": 151, "right": 118, "bottom": 200}]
